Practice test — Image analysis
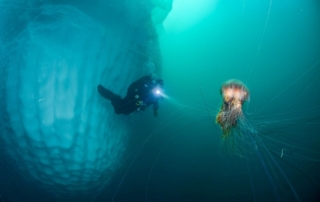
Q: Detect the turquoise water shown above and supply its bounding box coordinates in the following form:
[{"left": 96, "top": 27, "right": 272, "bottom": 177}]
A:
[
  {"left": 106, "top": 0, "right": 320, "bottom": 201},
  {"left": 0, "top": 0, "right": 319, "bottom": 201}
]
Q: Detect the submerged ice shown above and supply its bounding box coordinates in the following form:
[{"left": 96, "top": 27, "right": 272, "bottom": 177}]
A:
[{"left": 0, "top": 0, "right": 166, "bottom": 196}]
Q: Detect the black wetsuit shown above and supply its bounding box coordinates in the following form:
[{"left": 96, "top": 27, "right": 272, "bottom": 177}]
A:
[{"left": 98, "top": 75, "right": 161, "bottom": 115}]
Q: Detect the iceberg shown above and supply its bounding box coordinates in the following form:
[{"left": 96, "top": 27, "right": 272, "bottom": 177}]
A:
[{"left": 0, "top": 0, "right": 168, "bottom": 200}]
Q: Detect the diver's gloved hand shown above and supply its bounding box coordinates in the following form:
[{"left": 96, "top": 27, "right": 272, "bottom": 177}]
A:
[{"left": 153, "top": 109, "right": 158, "bottom": 117}]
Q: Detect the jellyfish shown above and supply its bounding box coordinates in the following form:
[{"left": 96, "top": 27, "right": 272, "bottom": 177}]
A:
[
  {"left": 213, "top": 79, "right": 320, "bottom": 201},
  {"left": 216, "top": 79, "right": 250, "bottom": 138}
]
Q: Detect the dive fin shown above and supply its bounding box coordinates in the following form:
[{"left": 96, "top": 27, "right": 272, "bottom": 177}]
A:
[{"left": 97, "top": 84, "right": 118, "bottom": 100}]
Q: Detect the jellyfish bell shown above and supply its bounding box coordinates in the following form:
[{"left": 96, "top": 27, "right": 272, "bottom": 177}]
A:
[
  {"left": 216, "top": 79, "right": 250, "bottom": 137},
  {"left": 220, "top": 79, "right": 250, "bottom": 103}
]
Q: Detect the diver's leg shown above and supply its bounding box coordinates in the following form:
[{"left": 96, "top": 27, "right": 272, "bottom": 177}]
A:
[
  {"left": 97, "top": 84, "right": 119, "bottom": 100},
  {"left": 97, "top": 84, "right": 124, "bottom": 113}
]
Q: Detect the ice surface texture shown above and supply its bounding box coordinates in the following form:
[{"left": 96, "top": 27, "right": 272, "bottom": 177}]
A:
[{"left": 0, "top": 0, "right": 161, "bottom": 196}]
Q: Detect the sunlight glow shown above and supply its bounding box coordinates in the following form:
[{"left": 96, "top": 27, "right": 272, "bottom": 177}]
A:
[{"left": 163, "top": 0, "right": 218, "bottom": 33}]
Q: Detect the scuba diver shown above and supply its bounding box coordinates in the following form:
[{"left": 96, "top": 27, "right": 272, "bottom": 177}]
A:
[{"left": 97, "top": 74, "right": 164, "bottom": 116}]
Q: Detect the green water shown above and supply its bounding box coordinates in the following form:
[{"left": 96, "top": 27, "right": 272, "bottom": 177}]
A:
[
  {"left": 89, "top": 1, "right": 320, "bottom": 201},
  {"left": 160, "top": 0, "right": 319, "bottom": 99},
  {"left": 129, "top": 0, "right": 320, "bottom": 201}
]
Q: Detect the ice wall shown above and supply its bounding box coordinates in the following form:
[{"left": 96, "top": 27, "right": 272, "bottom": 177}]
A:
[{"left": 0, "top": 0, "right": 169, "bottom": 198}]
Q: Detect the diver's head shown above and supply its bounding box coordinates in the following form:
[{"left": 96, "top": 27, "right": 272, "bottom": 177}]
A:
[{"left": 156, "top": 79, "right": 164, "bottom": 87}]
